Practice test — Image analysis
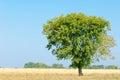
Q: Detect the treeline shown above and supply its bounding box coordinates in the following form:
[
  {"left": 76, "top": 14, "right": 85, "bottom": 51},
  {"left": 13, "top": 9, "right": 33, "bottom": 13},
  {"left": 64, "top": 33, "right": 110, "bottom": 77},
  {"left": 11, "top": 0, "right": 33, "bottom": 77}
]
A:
[
  {"left": 24, "top": 62, "right": 119, "bottom": 69},
  {"left": 84, "top": 65, "right": 119, "bottom": 69},
  {"left": 24, "top": 62, "right": 65, "bottom": 68}
]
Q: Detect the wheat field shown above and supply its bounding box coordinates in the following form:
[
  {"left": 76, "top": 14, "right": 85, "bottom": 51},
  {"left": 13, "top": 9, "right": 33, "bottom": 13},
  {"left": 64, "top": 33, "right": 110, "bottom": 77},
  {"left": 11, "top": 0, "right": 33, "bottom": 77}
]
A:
[{"left": 0, "top": 68, "right": 120, "bottom": 80}]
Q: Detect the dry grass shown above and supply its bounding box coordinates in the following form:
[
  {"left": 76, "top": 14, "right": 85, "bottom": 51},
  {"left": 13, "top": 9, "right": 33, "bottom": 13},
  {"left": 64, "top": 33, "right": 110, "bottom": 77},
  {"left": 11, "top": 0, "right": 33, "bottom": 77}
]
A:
[{"left": 0, "top": 68, "right": 120, "bottom": 80}]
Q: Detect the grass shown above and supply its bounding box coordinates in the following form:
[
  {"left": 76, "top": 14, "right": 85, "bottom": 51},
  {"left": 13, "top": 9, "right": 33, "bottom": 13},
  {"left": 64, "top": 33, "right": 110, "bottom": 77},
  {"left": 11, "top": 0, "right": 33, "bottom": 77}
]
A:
[{"left": 0, "top": 68, "right": 120, "bottom": 80}]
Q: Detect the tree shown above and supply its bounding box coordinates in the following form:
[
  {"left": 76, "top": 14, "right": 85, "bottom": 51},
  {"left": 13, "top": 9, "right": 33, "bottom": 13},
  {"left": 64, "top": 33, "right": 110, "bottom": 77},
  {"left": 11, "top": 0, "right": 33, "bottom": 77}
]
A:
[
  {"left": 43, "top": 13, "right": 115, "bottom": 76},
  {"left": 24, "top": 62, "right": 49, "bottom": 68},
  {"left": 105, "top": 65, "right": 118, "bottom": 69},
  {"left": 86, "top": 65, "right": 104, "bottom": 69},
  {"left": 36, "top": 62, "right": 49, "bottom": 68},
  {"left": 52, "top": 63, "right": 64, "bottom": 68},
  {"left": 24, "top": 62, "right": 36, "bottom": 68}
]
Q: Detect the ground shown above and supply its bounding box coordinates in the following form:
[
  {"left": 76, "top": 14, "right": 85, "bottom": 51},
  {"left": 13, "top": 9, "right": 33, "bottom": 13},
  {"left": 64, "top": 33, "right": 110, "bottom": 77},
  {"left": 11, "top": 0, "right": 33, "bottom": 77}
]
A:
[{"left": 0, "top": 68, "right": 120, "bottom": 80}]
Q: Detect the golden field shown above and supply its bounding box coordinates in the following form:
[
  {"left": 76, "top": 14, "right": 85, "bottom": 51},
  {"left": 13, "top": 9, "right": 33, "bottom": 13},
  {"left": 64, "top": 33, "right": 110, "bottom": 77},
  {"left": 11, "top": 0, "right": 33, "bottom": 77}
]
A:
[{"left": 0, "top": 68, "right": 120, "bottom": 80}]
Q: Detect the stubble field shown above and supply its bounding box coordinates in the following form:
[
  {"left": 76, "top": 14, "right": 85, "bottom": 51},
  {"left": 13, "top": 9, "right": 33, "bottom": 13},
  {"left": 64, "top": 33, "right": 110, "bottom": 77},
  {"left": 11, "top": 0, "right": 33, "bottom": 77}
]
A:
[{"left": 0, "top": 68, "right": 120, "bottom": 80}]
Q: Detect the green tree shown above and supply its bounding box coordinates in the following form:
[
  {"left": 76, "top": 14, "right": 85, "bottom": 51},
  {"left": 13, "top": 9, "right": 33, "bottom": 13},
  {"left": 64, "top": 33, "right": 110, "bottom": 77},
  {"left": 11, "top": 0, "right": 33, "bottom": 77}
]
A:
[
  {"left": 105, "top": 65, "right": 118, "bottom": 69},
  {"left": 52, "top": 63, "right": 64, "bottom": 68},
  {"left": 24, "top": 62, "right": 49, "bottom": 68},
  {"left": 24, "top": 62, "right": 36, "bottom": 68},
  {"left": 86, "top": 65, "right": 104, "bottom": 69},
  {"left": 43, "top": 13, "right": 115, "bottom": 76},
  {"left": 35, "top": 62, "right": 49, "bottom": 68}
]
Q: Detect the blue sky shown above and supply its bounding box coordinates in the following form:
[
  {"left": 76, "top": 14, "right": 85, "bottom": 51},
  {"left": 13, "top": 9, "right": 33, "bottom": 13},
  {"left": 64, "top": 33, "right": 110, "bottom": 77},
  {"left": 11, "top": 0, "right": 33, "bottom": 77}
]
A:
[{"left": 0, "top": 0, "right": 120, "bottom": 68}]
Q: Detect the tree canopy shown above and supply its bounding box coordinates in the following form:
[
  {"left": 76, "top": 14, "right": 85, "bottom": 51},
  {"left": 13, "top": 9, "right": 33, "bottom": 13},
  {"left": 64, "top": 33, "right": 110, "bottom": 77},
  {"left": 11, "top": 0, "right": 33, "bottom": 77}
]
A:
[{"left": 43, "top": 13, "right": 115, "bottom": 76}]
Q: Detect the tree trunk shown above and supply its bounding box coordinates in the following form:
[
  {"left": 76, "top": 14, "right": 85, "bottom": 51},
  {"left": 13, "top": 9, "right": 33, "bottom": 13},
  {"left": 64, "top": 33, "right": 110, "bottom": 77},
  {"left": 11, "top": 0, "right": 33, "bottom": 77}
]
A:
[{"left": 78, "top": 67, "right": 83, "bottom": 76}]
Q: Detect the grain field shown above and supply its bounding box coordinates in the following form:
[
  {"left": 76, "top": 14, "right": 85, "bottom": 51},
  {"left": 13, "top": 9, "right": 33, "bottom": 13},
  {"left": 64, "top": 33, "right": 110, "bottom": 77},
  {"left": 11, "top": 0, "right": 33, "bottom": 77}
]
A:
[{"left": 0, "top": 68, "right": 120, "bottom": 80}]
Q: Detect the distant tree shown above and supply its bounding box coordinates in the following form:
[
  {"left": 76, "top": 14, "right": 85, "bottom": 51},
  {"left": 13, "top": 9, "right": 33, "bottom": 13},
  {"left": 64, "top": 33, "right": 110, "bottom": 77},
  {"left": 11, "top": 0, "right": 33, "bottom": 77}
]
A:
[
  {"left": 24, "top": 62, "right": 36, "bottom": 68},
  {"left": 52, "top": 63, "right": 64, "bottom": 68},
  {"left": 35, "top": 62, "right": 49, "bottom": 68},
  {"left": 87, "top": 65, "right": 104, "bottom": 69},
  {"left": 24, "top": 62, "right": 49, "bottom": 68},
  {"left": 43, "top": 13, "right": 116, "bottom": 76},
  {"left": 105, "top": 65, "right": 118, "bottom": 69}
]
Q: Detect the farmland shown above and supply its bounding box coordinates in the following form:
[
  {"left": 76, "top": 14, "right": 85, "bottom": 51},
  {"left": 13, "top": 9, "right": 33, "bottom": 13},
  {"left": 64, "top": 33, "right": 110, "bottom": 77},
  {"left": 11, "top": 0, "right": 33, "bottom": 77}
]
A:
[{"left": 0, "top": 68, "right": 120, "bottom": 80}]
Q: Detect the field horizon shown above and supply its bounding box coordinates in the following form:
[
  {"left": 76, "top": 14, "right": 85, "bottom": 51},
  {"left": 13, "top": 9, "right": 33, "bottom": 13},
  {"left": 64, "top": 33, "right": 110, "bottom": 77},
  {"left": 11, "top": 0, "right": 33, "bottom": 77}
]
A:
[{"left": 0, "top": 68, "right": 120, "bottom": 80}]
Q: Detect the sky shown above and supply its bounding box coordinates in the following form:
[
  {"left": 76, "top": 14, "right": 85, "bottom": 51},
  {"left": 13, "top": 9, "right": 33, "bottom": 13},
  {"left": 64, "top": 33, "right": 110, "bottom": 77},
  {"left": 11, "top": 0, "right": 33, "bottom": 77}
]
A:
[{"left": 0, "top": 0, "right": 120, "bottom": 68}]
